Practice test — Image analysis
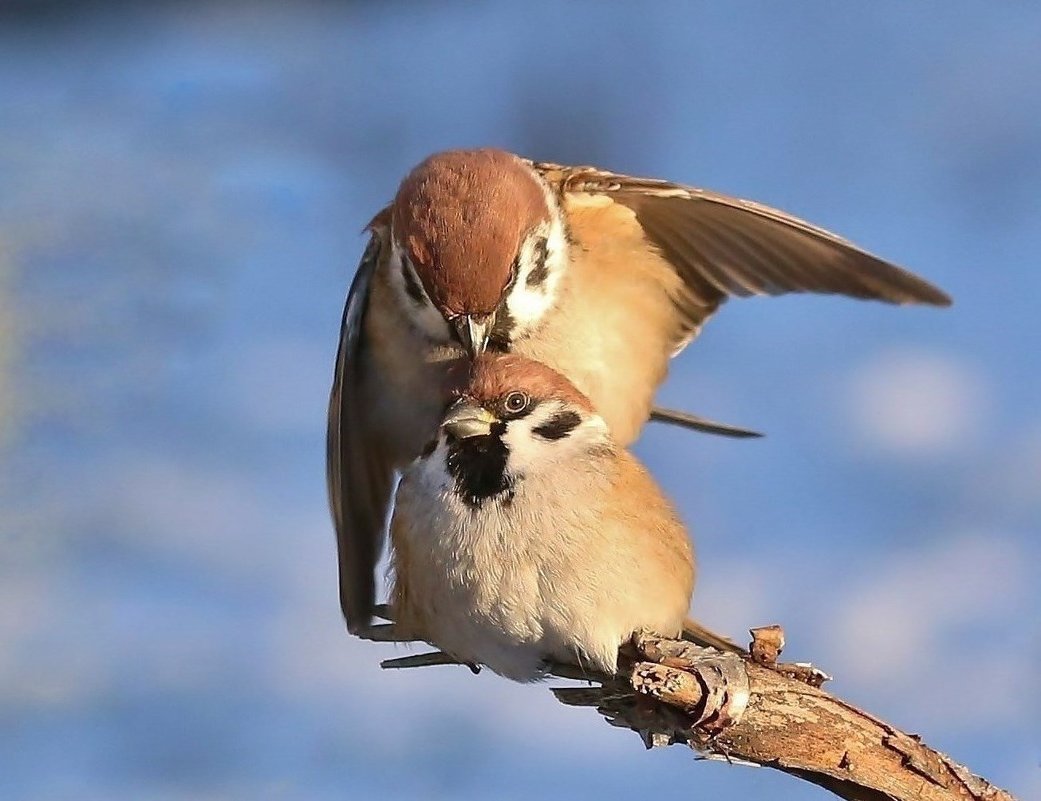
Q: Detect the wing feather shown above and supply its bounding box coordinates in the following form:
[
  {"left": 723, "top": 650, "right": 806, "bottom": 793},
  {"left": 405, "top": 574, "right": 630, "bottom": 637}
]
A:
[
  {"left": 327, "top": 226, "right": 395, "bottom": 634},
  {"left": 533, "top": 161, "right": 951, "bottom": 341}
]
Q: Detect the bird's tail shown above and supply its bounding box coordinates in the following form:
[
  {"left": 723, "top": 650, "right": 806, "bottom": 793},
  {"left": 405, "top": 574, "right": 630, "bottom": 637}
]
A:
[
  {"left": 682, "top": 617, "right": 747, "bottom": 655},
  {"left": 650, "top": 406, "right": 763, "bottom": 439}
]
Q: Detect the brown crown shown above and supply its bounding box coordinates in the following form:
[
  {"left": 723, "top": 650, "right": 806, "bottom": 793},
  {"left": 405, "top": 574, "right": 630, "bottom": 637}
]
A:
[
  {"left": 392, "top": 149, "right": 550, "bottom": 316},
  {"left": 454, "top": 353, "right": 595, "bottom": 413}
]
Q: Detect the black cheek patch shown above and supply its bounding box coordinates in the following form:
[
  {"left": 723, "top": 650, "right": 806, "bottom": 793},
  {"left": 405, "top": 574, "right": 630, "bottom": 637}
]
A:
[
  {"left": 525, "top": 237, "right": 550, "bottom": 287},
  {"left": 533, "top": 410, "right": 582, "bottom": 441},
  {"left": 488, "top": 304, "right": 515, "bottom": 351},
  {"left": 401, "top": 260, "right": 426, "bottom": 305}
]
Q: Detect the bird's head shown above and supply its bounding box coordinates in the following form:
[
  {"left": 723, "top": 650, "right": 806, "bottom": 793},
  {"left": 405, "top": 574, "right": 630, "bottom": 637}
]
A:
[
  {"left": 419, "top": 354, "right": 611, "bottom": 508},
  {"left": 388, "top": 149, "right": 569, "bottom": 356}
]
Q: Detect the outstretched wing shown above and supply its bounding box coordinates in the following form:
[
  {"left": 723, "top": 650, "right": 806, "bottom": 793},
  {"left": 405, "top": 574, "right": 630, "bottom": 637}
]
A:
[
  {"left": 327, "top": 220, "right": 395, "bottom": 634},
  {"left": 533, "top": 161, "right": 951, "bottom": 346}
]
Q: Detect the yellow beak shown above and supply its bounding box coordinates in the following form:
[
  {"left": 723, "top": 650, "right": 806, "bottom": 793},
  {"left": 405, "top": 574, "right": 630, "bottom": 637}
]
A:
[{"left": 442, "top": 400, "right": 497, "bottom": 440}]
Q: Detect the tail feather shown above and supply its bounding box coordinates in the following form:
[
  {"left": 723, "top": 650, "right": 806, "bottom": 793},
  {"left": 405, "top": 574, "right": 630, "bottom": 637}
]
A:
[
  {"left": 682, "top": 617, "right": 747, "bottom": 655},
  {"left": 650, "top": 407, "right": 763, "bottom": 439}
]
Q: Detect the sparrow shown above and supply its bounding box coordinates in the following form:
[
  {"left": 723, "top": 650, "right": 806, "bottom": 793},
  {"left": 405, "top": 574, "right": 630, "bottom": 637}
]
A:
[
  {"left": 328, "top": 147, "right": 951, "bottom": 633},
  {"left": 389, "top": 353, "right": 728, "bottom": 681}
]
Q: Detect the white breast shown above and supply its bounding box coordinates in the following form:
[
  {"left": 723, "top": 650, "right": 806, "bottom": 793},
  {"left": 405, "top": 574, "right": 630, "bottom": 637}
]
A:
[{"left": 391, "top": 443, "right": 688, "bottom": 681}]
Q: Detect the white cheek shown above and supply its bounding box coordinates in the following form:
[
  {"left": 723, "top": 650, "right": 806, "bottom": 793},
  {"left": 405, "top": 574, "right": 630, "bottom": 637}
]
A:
[
  {"left": 505, "top": 217, "right": 567, "bottom": 337},
  {"left": 499, "top": 424, "right": 540, "bottom": 476},
  {"left": 506, "top": 283, "right": 556, "bottom": 328},
  {"left": 500, "top": 407, "right": 605, "bottom": 476}
]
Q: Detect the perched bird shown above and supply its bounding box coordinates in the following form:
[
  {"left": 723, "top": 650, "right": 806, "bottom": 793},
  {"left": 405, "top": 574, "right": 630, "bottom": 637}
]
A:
[
  {"left": 328, "top": 147, "right": 951, "bottom": 633},
  {"left": 389, "top": 353, "right": 723, "bottom": 680}
]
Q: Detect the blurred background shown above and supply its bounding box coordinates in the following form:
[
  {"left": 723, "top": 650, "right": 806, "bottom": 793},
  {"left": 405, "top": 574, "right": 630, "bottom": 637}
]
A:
[{"left": 2, "top": 2, "right": 1039, "bottom": 799}]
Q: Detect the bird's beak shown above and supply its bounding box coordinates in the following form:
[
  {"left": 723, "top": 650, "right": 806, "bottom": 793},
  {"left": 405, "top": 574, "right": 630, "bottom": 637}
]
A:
[
  {"left": 451, "top": 315, "right": 491, "bottom": 358},
  {"left": 442, "top": 400, "right": 497, "bottom": 440}
]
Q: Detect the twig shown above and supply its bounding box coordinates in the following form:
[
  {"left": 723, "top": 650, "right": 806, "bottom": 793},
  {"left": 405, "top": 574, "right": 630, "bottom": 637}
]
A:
[{"left": 366, "top": 619, "right": 1017, "bottom": 801}]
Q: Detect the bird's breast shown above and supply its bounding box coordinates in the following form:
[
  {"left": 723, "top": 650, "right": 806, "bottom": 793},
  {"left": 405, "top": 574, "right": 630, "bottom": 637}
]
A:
[
  {"left": 391, "top": 458, "right": 690, "bottom": 681},
  {"left": 392, "top": 472, "right": 556, "bottom": 679}
]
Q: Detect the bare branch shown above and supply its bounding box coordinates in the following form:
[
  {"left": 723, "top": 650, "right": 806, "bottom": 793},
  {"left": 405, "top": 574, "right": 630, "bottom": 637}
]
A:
[
  {"left": 368, "top": 617, "right": 1016, "bottom": 801},
  {"left": 609, "top": 633, "right": 1015, "bottom": 801}
]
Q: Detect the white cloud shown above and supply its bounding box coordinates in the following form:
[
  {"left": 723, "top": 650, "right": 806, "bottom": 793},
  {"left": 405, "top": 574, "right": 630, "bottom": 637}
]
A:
[
  {"left": 842, "top": 348, "right": 990, "bottom": 457},
  {"left": 828, "top": 533, "right": 1032, "bottom": 728}
]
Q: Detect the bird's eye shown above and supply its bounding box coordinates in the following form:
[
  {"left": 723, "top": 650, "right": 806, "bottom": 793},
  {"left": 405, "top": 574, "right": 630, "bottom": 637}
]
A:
[{"left": 502, "top": 391, "right": 530, "bottom": 416}]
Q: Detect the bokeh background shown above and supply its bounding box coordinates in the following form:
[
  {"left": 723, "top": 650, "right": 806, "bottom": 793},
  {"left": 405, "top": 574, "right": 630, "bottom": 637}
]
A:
[{"left": 2, "top": 2, "right": 1039, "bottom": 799}]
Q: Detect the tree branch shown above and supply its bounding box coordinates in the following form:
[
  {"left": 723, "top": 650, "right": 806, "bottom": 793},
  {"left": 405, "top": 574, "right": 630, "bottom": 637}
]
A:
[{"left": 365, "top": 618, "right": 1016, "bottom": 801}]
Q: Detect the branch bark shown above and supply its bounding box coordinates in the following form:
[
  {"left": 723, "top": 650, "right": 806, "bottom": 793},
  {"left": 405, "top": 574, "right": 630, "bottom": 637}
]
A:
[
  {"left": 370, "top": 620, "right": 1016, "bottom": 801},
  {"left": 554, "top": 633, "right": 1015, "bottom": 801}
]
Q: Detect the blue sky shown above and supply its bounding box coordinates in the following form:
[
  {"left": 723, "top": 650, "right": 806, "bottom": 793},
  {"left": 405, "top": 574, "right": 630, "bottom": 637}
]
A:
[{"left": 1, "top": 3, "right": 1039, "bottom": 800}]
